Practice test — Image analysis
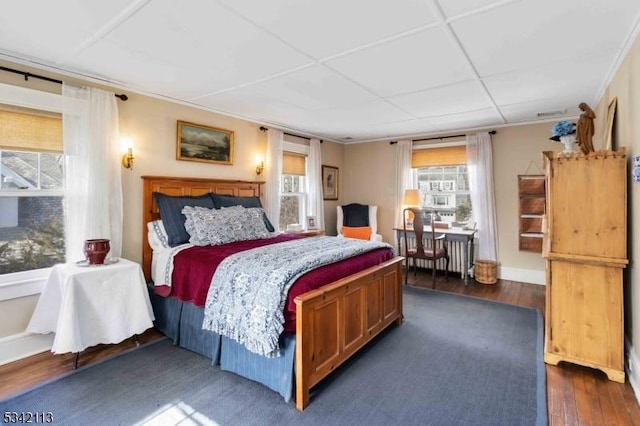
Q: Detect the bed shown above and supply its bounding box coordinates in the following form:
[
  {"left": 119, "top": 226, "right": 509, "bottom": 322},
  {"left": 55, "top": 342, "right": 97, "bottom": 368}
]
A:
[{"left": 141, "top": 175, "right": 404, "bottom": 410}]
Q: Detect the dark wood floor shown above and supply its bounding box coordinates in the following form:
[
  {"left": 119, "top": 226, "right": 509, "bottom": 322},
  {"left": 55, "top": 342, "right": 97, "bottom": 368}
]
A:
[{"left": 1, "top": 270, "right": 639, "bottom": 425}]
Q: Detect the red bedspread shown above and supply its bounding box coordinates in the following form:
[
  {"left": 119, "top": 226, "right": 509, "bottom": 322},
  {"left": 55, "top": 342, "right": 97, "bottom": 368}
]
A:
[{"left": 154, "top": 234, "right": 393, "bottom": 333}]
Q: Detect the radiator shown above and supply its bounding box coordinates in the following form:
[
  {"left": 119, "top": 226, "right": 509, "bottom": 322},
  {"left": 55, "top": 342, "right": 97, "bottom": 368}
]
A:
[{"left": 399, "top": 234, "right": 469, "bottom": 275}]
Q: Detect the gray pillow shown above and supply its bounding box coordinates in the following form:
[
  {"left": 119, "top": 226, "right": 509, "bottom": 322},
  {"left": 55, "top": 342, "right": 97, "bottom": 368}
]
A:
[{"left": 153, "top": 192, "right": 215, "bottom": 246}]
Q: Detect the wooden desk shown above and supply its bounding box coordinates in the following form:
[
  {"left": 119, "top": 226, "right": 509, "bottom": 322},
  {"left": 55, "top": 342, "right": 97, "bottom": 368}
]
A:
[{"left": 394, "top": 226, "right": 477, "bottom": 282}]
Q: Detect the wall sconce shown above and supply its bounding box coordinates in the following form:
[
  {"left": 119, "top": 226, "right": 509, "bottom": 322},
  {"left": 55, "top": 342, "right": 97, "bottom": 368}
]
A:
[
  {"left": 256, "top": 160, "right": 264, "bottom": 175},
  {"left": 121, "top": 138, "right": 134, "bottom": 170},
  {"left": 122, "top": 147, "right": 134, "bottom": 170}
]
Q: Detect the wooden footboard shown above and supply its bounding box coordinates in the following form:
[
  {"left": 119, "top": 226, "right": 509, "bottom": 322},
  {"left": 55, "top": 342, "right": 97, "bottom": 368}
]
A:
[{"left": 294, "top": 256, "right": 404, "bottom": 410}]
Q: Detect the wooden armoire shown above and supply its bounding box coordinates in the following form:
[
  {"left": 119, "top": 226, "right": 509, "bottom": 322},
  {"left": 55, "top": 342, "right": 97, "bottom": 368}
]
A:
[{"left": 542, "top": 149, "right": 628, "bottom": 382}]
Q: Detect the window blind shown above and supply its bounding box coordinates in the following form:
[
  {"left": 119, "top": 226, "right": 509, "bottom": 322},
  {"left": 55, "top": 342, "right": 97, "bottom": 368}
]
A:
[
  {"left": 0, "top": 108, "right": 62, "bottom": 153},
  {"left": 282, "top": 151, "right": 306, "bottom": 175},
  {"left": 412, "top": 145, "right": 466, "bottom": 168}
]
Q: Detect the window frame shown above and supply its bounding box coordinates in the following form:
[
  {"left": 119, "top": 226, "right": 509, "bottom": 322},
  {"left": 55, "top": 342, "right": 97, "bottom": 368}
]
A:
[
  {"left": 279, "top": 141, "right": 310, "bottom": 229},
  {"left": 0, "top": 82, "right": 63, "bottom": 300},
  {"left": 413, "top": 147, "right": 473, "bottom": 225},
  {"left": 280, "top": 174, "right": 307, "bottom": 228}
]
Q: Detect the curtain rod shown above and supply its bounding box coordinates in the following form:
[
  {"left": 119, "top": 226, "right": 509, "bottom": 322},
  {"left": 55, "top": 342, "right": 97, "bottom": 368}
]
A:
[
  {"left": 259, "top": 126, "right": 322, "bottom": 143},
  {"left": 412, "top": 130, "right": 496, "bottom": 143},
  {"left": 389, "top": 130, "right": 497, "bottom": 144},
  {"left": 0, "top": 66, "right": 128, "bottom": 101}
]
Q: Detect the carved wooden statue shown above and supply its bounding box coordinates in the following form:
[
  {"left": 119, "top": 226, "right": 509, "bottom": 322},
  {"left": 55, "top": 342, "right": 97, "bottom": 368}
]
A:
[{"left": 576, "top": 102, "right": 595, "bottom": 154}]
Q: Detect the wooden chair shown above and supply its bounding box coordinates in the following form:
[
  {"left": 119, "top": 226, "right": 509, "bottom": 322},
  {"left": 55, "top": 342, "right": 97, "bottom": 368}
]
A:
[{"left": 403, "top": 207, "right": 449, "bottom": 288}]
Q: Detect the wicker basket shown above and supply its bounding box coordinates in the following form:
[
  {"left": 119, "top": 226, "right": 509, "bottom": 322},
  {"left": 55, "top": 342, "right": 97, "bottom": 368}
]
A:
[{"left": 475, "top": 259, "right": 497, "bottom": 284}]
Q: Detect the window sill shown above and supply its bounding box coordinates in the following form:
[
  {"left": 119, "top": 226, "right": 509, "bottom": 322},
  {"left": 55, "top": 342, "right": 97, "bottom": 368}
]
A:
[{"left": 0, "top": 269, "right": 50, "bottom": 301}]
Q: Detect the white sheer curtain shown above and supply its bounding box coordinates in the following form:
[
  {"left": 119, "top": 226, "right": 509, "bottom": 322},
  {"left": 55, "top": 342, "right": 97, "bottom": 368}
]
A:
[
  {"left": 264, "top": 128, "right": 283, "bottom": 232},
  {"left": 306, "top": 138, "right": 324, "bottom": 231},
  {"left": 63, "top": 84, "right": 122, "bottom": 262},
  {"left": 394, "top": 140, "right": 413, "bottom": 227},
  {"left": 467, "top": 132, "right": 498, "bottom": 262}
]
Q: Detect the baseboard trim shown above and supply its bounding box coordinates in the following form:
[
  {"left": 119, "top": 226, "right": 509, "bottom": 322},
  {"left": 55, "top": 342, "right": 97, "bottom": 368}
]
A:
[
  {"left": 626, "top": 336, "right": 640, "bottom": 405},
  {"left": 0, "top": 332, "right": 53, "bottom": 366},
  {"left": 498, "top": 266, "right": 545, "bottom": 285}
]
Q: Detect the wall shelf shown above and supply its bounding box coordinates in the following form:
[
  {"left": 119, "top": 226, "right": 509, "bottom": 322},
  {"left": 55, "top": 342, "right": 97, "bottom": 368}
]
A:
[{"left": 518, "top": 175, "right": 545, "bottom": 252}]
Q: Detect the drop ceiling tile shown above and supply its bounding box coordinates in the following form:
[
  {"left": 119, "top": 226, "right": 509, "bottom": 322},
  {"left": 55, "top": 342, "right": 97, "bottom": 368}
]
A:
[
  {"left": 103, "top": 0, "right": 312, "bottom": 93},
  {"left": 207, "top": 64, "right": 378, "bottom": 110},
  {"left": 484, "top": 54, "right": 613, "bottom": 106},
  {"left": 219, "top": 0, "right": 437, "bottom": 59},
  {"left": 427, "top": 108, "right": 504, "bottom": 132},
  {"left": 439, "top": 0, "right": 510, "bottom": 19},
  {"left": 193, "top": 90, "right": 317, "bottom": 125},
  {"left": 326, "top": 26, "right": 473, "bottom": 98},
  {"left": 345, "top": 119, "right": 440, "bottom": 142},
  {"left": 498, "top": 97, "right": 582, "bottom": 123},
  {"left": 0, "top": 0, "right": 133, "bottom": 64},
  {"left": 452, "top": 0, "right": 640, "bottom": 77},
  {"left": 315, "top": 99, "right": 415, "bottom": 124},
  {"left": 388, "top": 80, "right": 493, "bottom": 118},
  {"left": 65, "top": 39, "right": 218, "bottom": 99}
]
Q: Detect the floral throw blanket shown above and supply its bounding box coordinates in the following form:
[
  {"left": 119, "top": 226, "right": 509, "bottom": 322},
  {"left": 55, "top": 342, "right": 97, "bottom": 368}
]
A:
[{"left": 202, "top": 236, "right": 392, "bottom": 357}]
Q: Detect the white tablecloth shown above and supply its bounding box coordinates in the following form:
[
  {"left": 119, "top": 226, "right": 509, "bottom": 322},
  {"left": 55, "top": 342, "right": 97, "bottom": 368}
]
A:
[{"left": 27, "top": 258, "right": 155, "bottom": 354}]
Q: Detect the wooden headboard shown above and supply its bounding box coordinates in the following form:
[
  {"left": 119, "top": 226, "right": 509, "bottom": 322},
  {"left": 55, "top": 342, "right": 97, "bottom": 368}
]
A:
[{"left": 141, "top": 175, "right": 264, "bottom": 281}]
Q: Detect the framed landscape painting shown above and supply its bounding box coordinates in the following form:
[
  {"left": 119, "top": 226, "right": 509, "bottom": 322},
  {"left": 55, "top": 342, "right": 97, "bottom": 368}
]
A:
[{"left": 177, "top": 121, "right": 234, "bottom": 165}]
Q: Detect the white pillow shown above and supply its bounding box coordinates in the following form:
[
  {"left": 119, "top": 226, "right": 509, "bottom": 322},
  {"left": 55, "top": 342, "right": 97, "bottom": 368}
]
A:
[
  {"left": 182, "top": 205, "right": 271, "bottom": 246},
  {"left": 147, "top": 220, "right": 170, "bottom": 251}
]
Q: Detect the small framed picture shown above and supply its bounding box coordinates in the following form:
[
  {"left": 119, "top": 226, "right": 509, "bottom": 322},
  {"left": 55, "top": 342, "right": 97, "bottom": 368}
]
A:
[
  {"left": 306, "top": 216, "right": 318, "bottom": 230},
  {"left": 322, "top": 165, "right": 338, "bottom": 200}
]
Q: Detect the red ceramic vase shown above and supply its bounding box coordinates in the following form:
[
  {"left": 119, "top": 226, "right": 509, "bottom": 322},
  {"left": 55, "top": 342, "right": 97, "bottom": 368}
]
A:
[{"left": 84, "top": 239, "right": 110, "bottom": 265}]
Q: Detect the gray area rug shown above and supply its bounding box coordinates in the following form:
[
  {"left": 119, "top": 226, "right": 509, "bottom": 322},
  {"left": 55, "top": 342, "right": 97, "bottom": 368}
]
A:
[{"left": 1, "top": 286, "right": 547, "bottom": 425}]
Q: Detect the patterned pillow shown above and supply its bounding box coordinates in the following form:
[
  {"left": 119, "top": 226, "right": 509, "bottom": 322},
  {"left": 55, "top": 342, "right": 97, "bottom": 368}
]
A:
[
  {"left": 210, "top": 193, "right": 275, "bottom": 232},
  {"left": 182, "top": 205, "right": 272, "bottom": 246}
]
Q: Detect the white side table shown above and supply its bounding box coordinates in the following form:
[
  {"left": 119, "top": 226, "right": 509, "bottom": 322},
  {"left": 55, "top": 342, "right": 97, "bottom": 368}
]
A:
[{"left": 27, "top": 258, "right": 155, "bottom": 366}]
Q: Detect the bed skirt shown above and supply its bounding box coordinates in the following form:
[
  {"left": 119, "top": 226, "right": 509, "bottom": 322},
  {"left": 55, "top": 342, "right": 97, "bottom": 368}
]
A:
[{"left": 147, "top": 283, "right": 296, "bottom": 401}]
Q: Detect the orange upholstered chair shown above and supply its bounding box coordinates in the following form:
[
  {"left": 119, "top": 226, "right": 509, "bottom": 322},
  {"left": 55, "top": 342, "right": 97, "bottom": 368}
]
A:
[{"left": 336, "top": 203, "right": 383, "bottom": 241}]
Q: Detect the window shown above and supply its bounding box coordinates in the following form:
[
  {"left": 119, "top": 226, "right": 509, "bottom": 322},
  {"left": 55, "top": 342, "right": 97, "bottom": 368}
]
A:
[
  {"left": 0, "top": 106, "right": 65, "bottom": 275},
  {"left": 280, "top": 174, "right": 306, "bottom": 229},
  {"left": 279, "top": 148, "right": 308, "bottom": 230},
  {"left": 416, "top": 165, "right": 472, "bottom": 224},
  {"left": 412, "top": 143, "right": 472, "bottom": 224}
]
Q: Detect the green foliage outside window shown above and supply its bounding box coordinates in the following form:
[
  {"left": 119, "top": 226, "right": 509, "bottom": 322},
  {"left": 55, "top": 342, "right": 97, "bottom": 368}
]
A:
[{"left": 0, "top": 216, "right": 65, "bottom": 274}]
